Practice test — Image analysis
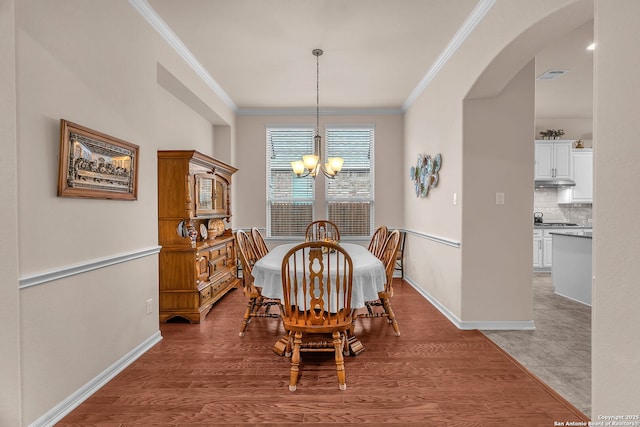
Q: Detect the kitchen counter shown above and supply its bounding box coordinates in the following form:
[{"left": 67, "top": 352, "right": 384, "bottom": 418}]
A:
[
  {"left": 549, "top": 232, "right": 592, "bottom": 239},
  {"left": 551, "top": 233, "right": 592, "bottom": 306},
  {"left": 534, "top": 224, "right": 592, "bottom": 229}
]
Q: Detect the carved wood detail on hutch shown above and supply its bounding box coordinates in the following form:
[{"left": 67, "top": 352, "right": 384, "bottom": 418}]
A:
[{"left": 158, "top": 150, "right": 239, "bottom": 323}]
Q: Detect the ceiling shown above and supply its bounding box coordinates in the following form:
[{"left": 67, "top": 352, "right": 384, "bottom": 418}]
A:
[
  {"left": 143, "top": 0, "right": 592, "bottom": 118},
  {"left": 535, "top": 20, "right": 594, "bottom": 119},
  {"left": 144, "top": 0, "right": 479, "bottom": 111}
]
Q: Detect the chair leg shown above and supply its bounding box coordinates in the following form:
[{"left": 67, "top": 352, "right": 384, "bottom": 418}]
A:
[
  {"left": 333, "top": 331, "right": 347, "bottom": 390},
  {"left": 365, "top": 301, "right": 374, "bottom": 316},
  {"left": 239, "top": 297, "right": 258, "bottom": 337},
  {"left": 344, "top": 321, "right": 356, "bottom": 356},
  {"left": 289, "top": 331, "right": 302, "bottom": 392},
  {"left": 284, "top": 330, "right": 292, "bottom": 357},
  {"left": 382, "top": 298, "right": 401, "bottom": 336},
  {"left": 272, "top": 335, "right": 288, "bottom": 356}
]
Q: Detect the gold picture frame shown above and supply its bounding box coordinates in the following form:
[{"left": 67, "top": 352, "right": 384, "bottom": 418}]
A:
[{"left": 58, "top": 119, "right": 139, "bottom": 200}]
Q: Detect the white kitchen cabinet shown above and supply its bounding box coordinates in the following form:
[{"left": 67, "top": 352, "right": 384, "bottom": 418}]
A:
[
  {"left": 534, "top": 140, "right": 572, "bottom": 180},
  {"left": 543, "top": 235, "right": 553, "bottom": 267},
  {"left": 558, "top": 149, "right": 593, "bottom": 204},
  {"left": 533, "top": 230, "right": 543, "bottom": 268},
  {"left": 534, "top": 229, "right": 554, "bottom": 269},
  {"left": 533, "top": 229, "right": 554, "bottom": 268}
]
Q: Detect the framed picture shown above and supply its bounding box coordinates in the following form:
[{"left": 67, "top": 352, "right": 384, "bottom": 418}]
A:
[{"left": 58, "top": 119, "right": 139, "bottom": 200}]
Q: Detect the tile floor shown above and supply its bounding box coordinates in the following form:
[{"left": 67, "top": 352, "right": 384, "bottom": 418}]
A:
[{"left": 482, "top": 272, "right": 591, "bottom": 417}]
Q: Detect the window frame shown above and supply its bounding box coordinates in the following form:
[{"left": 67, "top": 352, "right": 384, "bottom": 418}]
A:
[
  {"left": 324, "top": 124, "right": 375, "bottom": 238},
  {"left": 265, "top": 124, "right": 375, "bottom": 239},
  {"left": 265, "top": 125, "right": 315, "bottom": 238}
]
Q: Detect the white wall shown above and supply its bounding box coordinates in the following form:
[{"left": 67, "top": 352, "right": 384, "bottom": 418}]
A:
[
  {"left": 461, "top": 59, "right": 535, "bottom": 322},
  {"left": 15, "top": 1, "right": 157, "bottom": 422},
  {"left": 592, "top": 0, "right": 640, "bottom": 415},
  {"left": 156, "top": 86, "right": 215, "bottom": 152},
  {"left": 404, "top": 79, "right": 464, "bottom": 316},
  {"left": 0, "top": 0, "right": 21, "bottom": 424},
  {"left": 11, "top": 1, "right": 235, "bottom": 424},
  {"left": 234, "top": 113, "right": 404, "bottom": 234}
]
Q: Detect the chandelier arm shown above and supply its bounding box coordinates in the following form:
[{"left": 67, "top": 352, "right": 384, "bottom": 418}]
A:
[{"left": 320, "top": 165, "right": 336, "bottom": 179}]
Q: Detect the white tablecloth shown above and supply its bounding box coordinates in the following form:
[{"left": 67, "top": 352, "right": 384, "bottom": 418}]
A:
[{"left": 252, "top": 243, "right": 386, "bottom": 309}]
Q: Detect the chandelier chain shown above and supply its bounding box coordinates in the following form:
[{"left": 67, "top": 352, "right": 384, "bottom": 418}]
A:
[{"left": 315, "top": 49, "right": 321, "bottom": 136}]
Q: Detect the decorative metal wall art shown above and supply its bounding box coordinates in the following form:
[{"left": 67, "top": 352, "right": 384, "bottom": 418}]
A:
[
  {"left": 58, "top": 119, "right": 139, "bottom": 200},
  {"left": 410, "top": 153, "right": 442, "bottom": 197}
]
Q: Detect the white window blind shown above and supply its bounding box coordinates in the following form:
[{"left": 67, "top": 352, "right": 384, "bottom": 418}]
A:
[
  {"left": 326, "top": 127, "right": 374, "bottom": 237},
  {"left": 266, "top": 128, "right": 314, "bottom": 237}
]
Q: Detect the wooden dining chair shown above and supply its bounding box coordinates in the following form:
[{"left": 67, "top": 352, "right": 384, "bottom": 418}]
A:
[
  {"left": 236, "top": 230, "right": 280, "bottom": 337},
  {"left": 305, "top": 220, "right": 341, "bottom": 242},
  {"left": 394, "top": 230, "right": 406, "bottom": 280},
  {"left": 357, "top": 229, "right": 402, "bottom": 336},
  {"left": 250, "top": 227, "right": 269, "bottom": 258},
  {"left": 280, "top": 241, "right": 354, "bottom": 391},
  {"left": 367, "top": 225, "right": 388, "bottom": 259}
]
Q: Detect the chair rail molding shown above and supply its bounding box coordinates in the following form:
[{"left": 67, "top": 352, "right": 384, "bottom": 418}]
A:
[
  {"left": 404, "top": 228, "right": 461, "bottom": 248},
  {"left": 19, "top": 246, "right": 161, "bottom": 289}
]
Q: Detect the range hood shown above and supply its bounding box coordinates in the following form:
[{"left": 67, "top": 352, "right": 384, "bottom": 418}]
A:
[{"left": 535, "top": 179, "right": 576, "bottom": 188}]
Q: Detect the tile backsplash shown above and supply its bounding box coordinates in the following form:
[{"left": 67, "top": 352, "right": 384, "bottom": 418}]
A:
[{"left": 534, "top": 188, "right": 592, "bottom": 225}]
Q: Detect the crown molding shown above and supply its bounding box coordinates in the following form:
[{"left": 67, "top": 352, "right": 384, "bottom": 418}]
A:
[
  {"left": 237, "top": 107, "right": 403, "bottom": 116},
  {"left": 402, "top": 0, "right": 495, "bottom": 111},
  {"left": 128, "top": 0, "right": 237, "bottom": 111}
]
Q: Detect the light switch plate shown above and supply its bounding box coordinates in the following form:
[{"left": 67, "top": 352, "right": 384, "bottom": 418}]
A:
[{"left": 496, "top": 192, "right": 505, "bottom": 205}]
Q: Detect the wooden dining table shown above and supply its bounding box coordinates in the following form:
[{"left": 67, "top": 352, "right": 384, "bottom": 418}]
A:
[{"left": 251, "top": 242, "right": 387, "bottom": 356}]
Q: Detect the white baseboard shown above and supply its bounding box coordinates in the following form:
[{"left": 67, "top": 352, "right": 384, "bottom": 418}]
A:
[
  {"left": 554, "top": 291, "right": 591, "bottom": 307},
  {"left": 404, "top": 276, "right": 535, "bottom": 331},
  {"left": 30, "top": 331, "right": 163, "bottom": 427}
]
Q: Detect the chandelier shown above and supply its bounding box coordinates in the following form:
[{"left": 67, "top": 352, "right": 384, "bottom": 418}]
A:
[{"left": 291, "top": 49, "right": 344, "bottom": 179}]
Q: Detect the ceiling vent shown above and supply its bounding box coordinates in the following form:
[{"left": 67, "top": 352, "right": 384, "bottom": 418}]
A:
[{"left": 536, "top": 69, "right": 569, "bottom": 80}]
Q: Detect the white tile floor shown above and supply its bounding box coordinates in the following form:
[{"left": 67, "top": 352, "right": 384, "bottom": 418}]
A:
[{"left": 482, "top": 273, "right": 591, "bottom": 417}]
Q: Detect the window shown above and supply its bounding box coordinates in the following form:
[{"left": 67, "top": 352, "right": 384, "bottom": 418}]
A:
[
  {"left": 266, "top": 127, "right": 314, "bottom": 236},
  {"left": 266, "top": 125, "right": 374, "bottom": 238},
  {"left": 326, "top": 126, "right": 374, "bottom": 237}
]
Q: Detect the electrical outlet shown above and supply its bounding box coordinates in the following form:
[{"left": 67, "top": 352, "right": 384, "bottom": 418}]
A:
[
  {"left": 146, "top": 298, "right": 153, "bottom": 315},
  {"left": 495, "top": 192, "right": 505, "bottom": 205}
]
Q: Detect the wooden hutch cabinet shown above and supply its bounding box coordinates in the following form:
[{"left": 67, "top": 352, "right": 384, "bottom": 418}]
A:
[{"left": 157, "top": 150, "right": 239, "bottom": 323}]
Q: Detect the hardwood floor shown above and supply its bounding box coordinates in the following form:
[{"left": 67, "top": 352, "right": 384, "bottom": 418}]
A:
[{"left": 58, "top": 280, "right": 589, "bottom": 426}]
